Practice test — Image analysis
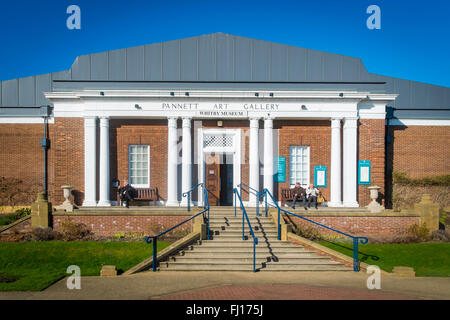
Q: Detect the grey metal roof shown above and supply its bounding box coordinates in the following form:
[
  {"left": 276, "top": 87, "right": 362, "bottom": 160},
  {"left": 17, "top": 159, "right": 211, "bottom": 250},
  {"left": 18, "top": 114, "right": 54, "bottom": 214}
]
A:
[{"left": 1, "top": 32, "right": 449, "bottom": 119}]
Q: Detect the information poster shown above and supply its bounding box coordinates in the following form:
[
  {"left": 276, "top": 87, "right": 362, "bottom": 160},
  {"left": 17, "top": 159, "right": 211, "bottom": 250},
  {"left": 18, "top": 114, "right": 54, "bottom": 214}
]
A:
[
  {"left": 275, "top": 156, "right": 286, "bottom": 183},
  {"left": 358, "top": 160, "right": 371, "bottom": 185},
  {"left": 314, "top": 166, "right": 327, "bottom": 187}
]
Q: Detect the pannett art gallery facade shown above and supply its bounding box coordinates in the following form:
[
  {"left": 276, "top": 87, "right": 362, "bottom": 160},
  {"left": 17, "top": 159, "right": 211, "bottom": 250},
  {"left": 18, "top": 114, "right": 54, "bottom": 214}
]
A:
[{"left": 0, "top": 33, "right": 449, "bottom": 212}]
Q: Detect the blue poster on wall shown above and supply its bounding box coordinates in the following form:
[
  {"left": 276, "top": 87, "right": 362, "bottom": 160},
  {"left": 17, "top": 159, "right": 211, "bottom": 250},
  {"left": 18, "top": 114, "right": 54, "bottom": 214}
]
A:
[
  {"left": 314, "top": 166, "right": 327, "bottom": 187},
  {"left": 275, "top": 156, "right": 286, "bottom": 183},
  {"left": 358, "top": 160, "right": 371, "bottom": 185}
]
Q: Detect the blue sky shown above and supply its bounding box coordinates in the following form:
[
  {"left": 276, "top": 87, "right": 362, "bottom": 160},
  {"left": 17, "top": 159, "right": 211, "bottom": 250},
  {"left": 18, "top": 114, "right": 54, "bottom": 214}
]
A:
[{"left": 0, "top": 0, "right": 449, "bottom": 87}]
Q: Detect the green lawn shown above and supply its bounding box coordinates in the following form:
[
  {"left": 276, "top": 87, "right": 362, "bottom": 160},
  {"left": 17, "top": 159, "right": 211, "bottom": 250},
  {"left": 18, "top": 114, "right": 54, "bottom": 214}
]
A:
[
  {"left": 319, "top": 241, "right": 450, "bottom": 277},
  {"left": 0, "top": 241, "right": 170, "bottom": 291}
]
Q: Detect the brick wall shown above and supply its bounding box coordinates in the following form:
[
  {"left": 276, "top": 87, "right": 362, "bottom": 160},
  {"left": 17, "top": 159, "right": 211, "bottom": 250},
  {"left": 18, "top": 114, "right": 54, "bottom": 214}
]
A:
[
  {"left": 286, "top": 214, "right": 420, "bottom": 239},
  {"left": 112, "top": 119, "right": 168, "bottom": 202},
  {"left": 276, "top": 120, "right": 331, "bottom": 202},
  {"left": 48, "top": 118, "right": 84, "bottom": 206},
  {"left": 388, "top": 125, "right": 450, "bottom": 178},
  {"left": 358, "top": 119, "right": 385, "bottom": 206},
  {"left": 53, "top": 214, "right": 192, "bottom": 236},
  {"left": 0, "top": 124, "right": 44, "bottom": 205}
]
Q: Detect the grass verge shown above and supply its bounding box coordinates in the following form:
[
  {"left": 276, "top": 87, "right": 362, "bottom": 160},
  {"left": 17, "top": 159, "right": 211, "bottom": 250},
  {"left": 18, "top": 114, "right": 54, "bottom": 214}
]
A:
[
  {"left": 0, "top": 241, "right": 170, "bottom": 291},
  {"left": 319, "top": 241, "right": 450, "bottom": 277}
]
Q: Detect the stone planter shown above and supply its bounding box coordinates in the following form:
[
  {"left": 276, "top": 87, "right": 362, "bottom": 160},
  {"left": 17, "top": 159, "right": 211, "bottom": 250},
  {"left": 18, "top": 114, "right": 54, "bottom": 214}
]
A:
[
  {"left": 367, "top": 186, "right": 383, "bottom": 213},
  {"left": 55, "top": 185, "right": 74, "bottom": 212}
]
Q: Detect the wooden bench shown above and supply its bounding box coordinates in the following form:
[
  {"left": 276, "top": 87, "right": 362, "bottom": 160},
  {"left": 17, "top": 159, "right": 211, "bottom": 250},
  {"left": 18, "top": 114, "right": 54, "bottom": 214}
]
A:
[
  {"left": 117, "top": 187, "right": 159, "bottom": 206},
  {"left": 281, "top": 188, "right": 325, "bottom": 207},
  {"left": 281, "top": 188, "right": 295, "bottom": 206}
]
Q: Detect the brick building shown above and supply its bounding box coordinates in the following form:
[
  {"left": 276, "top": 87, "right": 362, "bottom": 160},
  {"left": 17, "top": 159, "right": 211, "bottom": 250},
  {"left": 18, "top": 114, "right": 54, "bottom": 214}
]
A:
[{"left": 0, "top": 33, "right": 449, "bottom": 209}]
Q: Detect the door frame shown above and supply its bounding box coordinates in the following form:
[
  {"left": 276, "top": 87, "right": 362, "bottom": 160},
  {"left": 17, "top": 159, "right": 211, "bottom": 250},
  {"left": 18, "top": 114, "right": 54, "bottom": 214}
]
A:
[{"left": 198, "top": 128, "right": 241, "bottom": 206}]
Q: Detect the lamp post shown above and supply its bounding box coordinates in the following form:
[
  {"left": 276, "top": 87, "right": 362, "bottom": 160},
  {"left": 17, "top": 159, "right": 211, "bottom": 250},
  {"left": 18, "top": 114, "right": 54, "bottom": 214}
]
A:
[{"left": 40, "top": 105, "right": 52, "bottom": 195}]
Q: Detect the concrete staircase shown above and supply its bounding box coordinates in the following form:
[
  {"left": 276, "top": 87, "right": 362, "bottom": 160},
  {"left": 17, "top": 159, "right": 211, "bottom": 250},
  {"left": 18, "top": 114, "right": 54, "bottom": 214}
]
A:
[{"left": 159, "top": 207, "right": 352, "bottom": 272}]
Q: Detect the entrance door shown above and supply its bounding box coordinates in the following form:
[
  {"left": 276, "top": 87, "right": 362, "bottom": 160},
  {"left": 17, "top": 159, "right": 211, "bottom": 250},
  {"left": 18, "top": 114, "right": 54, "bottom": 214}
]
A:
[
  {"left": 205, "top": 153, "right": 234, "bottom": 206},
  {"left": 205, "top": 154, "right": 220, "bottom": 206}
]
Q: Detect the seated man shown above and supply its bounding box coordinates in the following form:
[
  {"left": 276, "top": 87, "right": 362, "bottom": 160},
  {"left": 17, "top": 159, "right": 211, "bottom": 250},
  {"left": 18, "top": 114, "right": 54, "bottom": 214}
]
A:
[
  {"left": 118, "top": 180, "right": 137, "bottom": 208},
  {"left": 292, "top": 182, "right": 306, "bottom": 210},
  {"left": 305, "top": 184, "right": 320, "bottom": 210}
]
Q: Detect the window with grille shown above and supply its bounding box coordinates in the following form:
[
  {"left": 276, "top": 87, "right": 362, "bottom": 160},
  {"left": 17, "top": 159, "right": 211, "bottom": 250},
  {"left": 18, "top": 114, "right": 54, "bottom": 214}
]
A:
[
  {"left": 129, "top": 145, "right": 150, "bottom": 187},
  {"left": 289, "top": 146, "right": 310, "bottom": 187}
]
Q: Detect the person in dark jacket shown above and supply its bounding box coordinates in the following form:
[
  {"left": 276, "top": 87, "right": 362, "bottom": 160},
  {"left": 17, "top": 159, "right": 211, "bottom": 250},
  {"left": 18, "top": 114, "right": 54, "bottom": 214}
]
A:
[
  {"left": 292, "top": 182, "right": 306, "bottom": 210},
  {"left": 118, "top": 180, "right": 137, "bottom": 208}
]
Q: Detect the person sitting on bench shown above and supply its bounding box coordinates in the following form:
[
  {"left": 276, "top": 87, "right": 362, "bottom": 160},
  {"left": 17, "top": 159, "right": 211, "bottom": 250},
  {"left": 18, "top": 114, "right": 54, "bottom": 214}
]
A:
[
  {"left": 118, "top": 180, "right": 137, "bottom": 208},
  {"left": 305, "top": 184, "right": 320, "bottom": 210},
  {"left": 292, "top": 182, "right": 306, "bottom": 209}
]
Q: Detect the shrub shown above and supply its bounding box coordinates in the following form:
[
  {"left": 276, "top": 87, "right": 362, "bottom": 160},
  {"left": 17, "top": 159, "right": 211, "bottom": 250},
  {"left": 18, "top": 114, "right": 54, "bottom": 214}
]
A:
[
  {"left": 430, "top": 230, "right": 450, "bottom": 242},
  {"left": 393, "top": 172, "right": 450, "bottom": 187},
  {"left": 407, "top": 223, "right": 430, "bottom": 242},
  {"left": 15, "top": 207, "right": 31, "bottom": 218},
  {"left": 31, "top": 227, "right": 61, "bottom": 241},
  {"left": 60, "top": 220, "right": 91, "bottom": 240},
  {"left": 295, "top": 225, "right": 322, "bottom": 241}
]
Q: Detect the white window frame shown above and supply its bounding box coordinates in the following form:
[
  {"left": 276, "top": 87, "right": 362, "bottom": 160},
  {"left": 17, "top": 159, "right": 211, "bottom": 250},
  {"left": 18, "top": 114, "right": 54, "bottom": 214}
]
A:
[
  {"left": 289, "top": 146, "right": 310, "bottom": 188},
  {"left": 128, "top": 145, "right": 150, "bottom": 188}
]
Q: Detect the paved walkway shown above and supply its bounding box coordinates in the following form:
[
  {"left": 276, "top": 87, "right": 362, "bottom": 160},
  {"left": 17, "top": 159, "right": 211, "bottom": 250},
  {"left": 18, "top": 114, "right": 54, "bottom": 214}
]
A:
[{"left": 0, "top": 271, "right": 449, "bottom": 300}]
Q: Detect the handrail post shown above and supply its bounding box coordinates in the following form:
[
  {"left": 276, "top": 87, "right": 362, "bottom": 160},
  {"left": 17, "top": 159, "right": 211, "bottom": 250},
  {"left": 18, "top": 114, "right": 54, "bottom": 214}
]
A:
[
  {"left": 253, "top": 238, "right": 256, "bottom": 272},
  {"left": 265, "top": 192, "right": 268, "bottom": 217},
  {"left": 277, "top": 207, "right": 281, "bottom": 240},
  {"left": 256, "top": 193, "right": 259, "bottom": 216},
  {"left": 353, "top": 238, "right": 359, "bottom": 272},
  {"left": 152, "top": 236, "right": 157, "bottom": 272},
  {"left": 242, "top": 207, "right": 245, "bottom": 240},
  {"left": 234, "top": 191, "right": 237, "bottom": 217},
  {"left": 187, "top": 193, "right": 191, "bottom": 212}
]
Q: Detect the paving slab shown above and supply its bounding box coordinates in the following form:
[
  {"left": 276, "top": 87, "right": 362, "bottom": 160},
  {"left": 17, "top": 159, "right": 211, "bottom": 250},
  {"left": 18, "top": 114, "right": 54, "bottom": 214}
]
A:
[{"left": 0, "top": 271, "right": 449, "bottom": 300}]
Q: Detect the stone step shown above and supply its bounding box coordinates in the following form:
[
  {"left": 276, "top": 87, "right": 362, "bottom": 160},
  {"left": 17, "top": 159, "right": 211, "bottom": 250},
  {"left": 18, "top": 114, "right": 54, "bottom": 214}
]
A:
[
  {"left": 210, "top": 225, "right": 277, "bottom": 231},
  {"left": 211, "top": 235, "right": 279, "bottom": 240},
  {"left": 185, "top": 247, "right": 307, "bottom": 253},
  {"left": 168, "top": 257, "right": 331, "bottom": 264},
  {"left": 196, "top": 242, "right": 297, "bottom": 248},
  {"left": 159, "top": 264, "right": 351, "bottom": 272},
  {"left": 176, "top": 252, "right": 319, "bottom": 258},
  {"left": 208, "top": 217, "right": 274, "bottom": 221}
]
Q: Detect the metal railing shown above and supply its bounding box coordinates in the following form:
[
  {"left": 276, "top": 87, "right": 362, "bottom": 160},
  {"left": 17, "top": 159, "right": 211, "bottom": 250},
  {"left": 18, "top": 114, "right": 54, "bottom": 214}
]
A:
[
  {"left": 236, "top": 183, "right": 266, "bottom": 217},
  {"left": 234, "top": 188, "right": 258, "bottom": 272},
  {"left": 262, "top": 188, "right": 368, "bottom": 272},
  {"left": 145, "top": 183, "right": 210, "bottom": 272}
]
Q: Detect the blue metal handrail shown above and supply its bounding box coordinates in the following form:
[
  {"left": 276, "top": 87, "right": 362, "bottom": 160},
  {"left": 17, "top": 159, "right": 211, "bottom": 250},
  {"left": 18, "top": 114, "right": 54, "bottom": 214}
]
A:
[
  {"left": 145, "top": 183, "right": 210, "bottom": 272},
  {"left": 234, "top": 188, "right": 258, "bottom": 272},
  {"left": 237, "top": 183, "right": 266, "bottom": 217},
  {"left": 262, "top": 188, "right": 368, "bottom": 272},
  {"left": 182, "top": 183, "right": 206, "bottom": 211}
]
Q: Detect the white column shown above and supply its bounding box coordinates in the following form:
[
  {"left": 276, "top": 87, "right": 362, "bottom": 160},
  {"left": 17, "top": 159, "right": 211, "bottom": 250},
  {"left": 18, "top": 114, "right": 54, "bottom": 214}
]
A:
[
  {"left": 343, "top": 117, "right": 359, "bottom": 207},
  {"left": 166, "top": 117, "right": 179, "bottom": 206},
  {"left": 83, "top": 117, "right": 97, "bottom": 206},
  {"left": 249, "top": 118, "right": 260, "bottom": 206},
  {"left": 97, "top": 117, "right": 111, "bottom": 206},
  {"left": 329, "top": 118, "right": 342, "bottom": 207},
  {"left": 263, "top": 117, "right": 274, "bottom": 196},
  {"left": 181, "top": 117, "right": 192, "bottom": 206}
]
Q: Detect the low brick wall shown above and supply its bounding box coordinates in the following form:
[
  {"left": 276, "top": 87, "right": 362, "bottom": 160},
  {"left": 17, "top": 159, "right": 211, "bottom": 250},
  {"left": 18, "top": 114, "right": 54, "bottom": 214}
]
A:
[
  {"left": 283, "top": 212, "right": 420, "bottom": 239},
  {"left": 52, "top": 212, "right": 194, "bottom": 236}
]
